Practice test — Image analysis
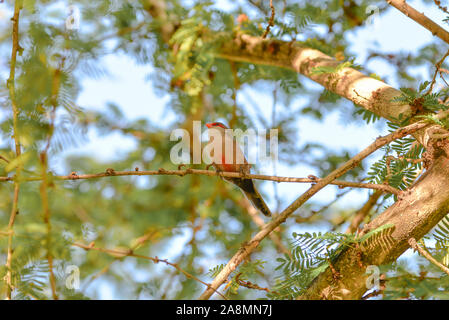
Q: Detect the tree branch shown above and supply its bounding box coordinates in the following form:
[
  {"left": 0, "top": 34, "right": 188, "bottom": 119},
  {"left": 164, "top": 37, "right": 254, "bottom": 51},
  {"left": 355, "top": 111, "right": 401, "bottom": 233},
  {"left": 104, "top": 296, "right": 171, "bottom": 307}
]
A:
[
  {"left": 425, "top": 48, "right": 449, "bottom": 95},
  {"left": 4, "top": 0, "right": 22, "bottom": 300},
  {"left": 346, "top": 190, "right": 383, "bottom": 234},
  {"left": 145, "top": 0, "right": 447, "bottom": 149},
  {"left": 386, "top": 0, "right": 449, "bottom": 45},
  {"left": 198, "top": 116, "right": 435, "bottom": 300},
  {"left": 0, "top": 168, "right": 402, "bottom": 195},
  {"left": 72, "top": 242, "right": 228, "bottom": 300},
  {"left": 261, "top": 0, "right": 275, "bottom": 39},
  {"left": 408, "top": 237, "right": 449, "bottom": 276},
  {"left": 299, "top": 154, "right": 449, "bottom": 299}
]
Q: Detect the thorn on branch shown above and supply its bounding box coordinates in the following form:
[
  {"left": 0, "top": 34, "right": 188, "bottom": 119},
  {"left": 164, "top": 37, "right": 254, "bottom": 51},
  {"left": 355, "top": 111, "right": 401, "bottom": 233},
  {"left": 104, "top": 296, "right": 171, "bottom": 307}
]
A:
[{"left": 69, "top": 171, "right": 79, "bottom": 180}]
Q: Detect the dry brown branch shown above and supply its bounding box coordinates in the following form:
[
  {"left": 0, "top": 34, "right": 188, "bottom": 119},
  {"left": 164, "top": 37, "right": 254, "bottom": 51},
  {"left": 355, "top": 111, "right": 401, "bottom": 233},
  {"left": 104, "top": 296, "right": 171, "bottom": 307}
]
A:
[
  {"left": 0, "top": 155, "right": 10, "bottom": 163},
  {"left": 198, "top": 117, "right": 435, "bottom": 300},
  {"left": 361, "top": 290, "right": 383, "bottom": 300},
  {"left": 346, "top": 190, "right": 383, "bottom": 234},
  {"left": 72, "top": 242, "right": 228, "bottom": 300},
  {"left": 408, "top": 237, "right": 449, "bottom": 276},
  {"left": 4, "top": 1, "right": 22, "bottom": 300},
  {"left": 238, "top": 196, "right": 290, "bottom": 256},
  {"left": 0, "top": 168, "right": 402, "bottom": 195},
  {"left": 235, "top": 272, "right": 271, "bottom": 293},
  {"left": 386, "top": 0, "right": 449, "bottom": 45},
  {"left": 426, "top": 49, "right": 449, "bottom": 95},
  {"left": 261, "top": 0, "right": 275, "bottom": 39}
]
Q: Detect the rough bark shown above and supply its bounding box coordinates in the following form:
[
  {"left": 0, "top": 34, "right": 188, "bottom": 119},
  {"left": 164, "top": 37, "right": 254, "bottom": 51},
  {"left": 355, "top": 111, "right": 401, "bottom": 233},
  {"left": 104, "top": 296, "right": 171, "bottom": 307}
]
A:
[
  {"left": 218, "top": 34, "right": 438, "bottom": 147},
  {"left": 298, "top": 156, "right": 449, "bottom": 299}
]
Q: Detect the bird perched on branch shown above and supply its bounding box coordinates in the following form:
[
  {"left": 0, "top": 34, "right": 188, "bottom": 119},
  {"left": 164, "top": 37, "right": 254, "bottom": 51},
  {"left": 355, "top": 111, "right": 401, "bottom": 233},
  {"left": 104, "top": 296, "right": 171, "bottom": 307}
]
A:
[{"left": 205, "top": 122, "right": 272, "bottom": 217}]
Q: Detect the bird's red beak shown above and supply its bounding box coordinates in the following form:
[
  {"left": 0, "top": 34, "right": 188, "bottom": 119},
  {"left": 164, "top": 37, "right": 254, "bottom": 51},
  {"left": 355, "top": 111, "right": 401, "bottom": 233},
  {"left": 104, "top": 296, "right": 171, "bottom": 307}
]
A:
[{"left": 205, "top": 123, "right": 213, "bottom": 128}]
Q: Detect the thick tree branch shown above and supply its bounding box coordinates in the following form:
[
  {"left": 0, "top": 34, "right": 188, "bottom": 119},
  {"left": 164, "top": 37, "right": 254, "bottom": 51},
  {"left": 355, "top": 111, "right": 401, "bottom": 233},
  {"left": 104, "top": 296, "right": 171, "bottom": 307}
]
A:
[
  {"left": 236, "top": 196, "right": 290, "bottom": 256},
  {"left": 144, "top": 0, "right": 448, "bottom": 148},
  {"left": 217, "top": 33, "right": 449, "bottom": 150},
  {"left": 386, "top": 0, "right": 449, "bottom": 45},
  {"left": 346, "top": 190, "right": 383, "bottom": 234},
  {"left": 298, "top": 154, "right": 449, "bottom": 299},
  {"left": 426, "top": 49, "right": 449, "bottom": 95}
]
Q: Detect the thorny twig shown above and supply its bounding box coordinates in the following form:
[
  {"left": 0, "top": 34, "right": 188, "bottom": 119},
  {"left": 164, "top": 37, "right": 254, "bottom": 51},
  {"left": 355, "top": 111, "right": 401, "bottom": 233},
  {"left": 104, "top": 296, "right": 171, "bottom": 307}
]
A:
[{"left": 261, "top": 0, "right": 275, "bottom": 39}]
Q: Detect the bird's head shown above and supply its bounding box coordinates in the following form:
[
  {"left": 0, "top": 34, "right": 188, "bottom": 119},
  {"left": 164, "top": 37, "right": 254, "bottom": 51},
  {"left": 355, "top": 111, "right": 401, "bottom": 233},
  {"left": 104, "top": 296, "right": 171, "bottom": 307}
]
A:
[{"left": 205, "top": 122, "right": 228, "bottom": 130}]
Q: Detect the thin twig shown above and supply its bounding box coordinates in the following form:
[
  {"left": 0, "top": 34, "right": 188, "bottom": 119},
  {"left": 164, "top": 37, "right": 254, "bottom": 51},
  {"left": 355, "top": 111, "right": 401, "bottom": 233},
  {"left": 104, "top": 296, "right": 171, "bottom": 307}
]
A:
[
  {"left": 346, "top": 190, "right": 383, "bottom": 234},
  {"left": 408, "top": 238, "right": 449, "bottom": 276},
  {"left": 425, "top": 49, "right": 449, "bottom": 96},
  {"left": 0, "top": 169, "right": 402, "bottom": 195},
  {"left": 238, "top": 196, "right": 290, "bottom": 256},
  {"left": 235, "top": 272, "right": 271, "bottom": 293},
  {"left": 261, "top": 0, "right": 275, "bottom": 39},
  {"left": 4, "top": 0, "right": 22, "bottom": 300},
  {"left": 0, "top": 155, "right": 10, "bottom": 163},
  {"left": 72, "top": 242, "right": 228, "bottom": 300},
  {"left": 96, "top": 21, "right": 147, "bottom": 43},
  {"left": 433, "top": 0, "right": 449, "bottom": 15},
  {"left": 271, "top": 84, "right": 282, "bottom": 213}
]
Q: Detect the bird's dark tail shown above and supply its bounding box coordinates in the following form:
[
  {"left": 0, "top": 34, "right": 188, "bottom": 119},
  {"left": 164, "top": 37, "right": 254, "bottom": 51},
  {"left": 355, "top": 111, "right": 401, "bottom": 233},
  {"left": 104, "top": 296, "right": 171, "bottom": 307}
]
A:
[{"left": 228, "top": 178, "right": 272, "bottom": 217}]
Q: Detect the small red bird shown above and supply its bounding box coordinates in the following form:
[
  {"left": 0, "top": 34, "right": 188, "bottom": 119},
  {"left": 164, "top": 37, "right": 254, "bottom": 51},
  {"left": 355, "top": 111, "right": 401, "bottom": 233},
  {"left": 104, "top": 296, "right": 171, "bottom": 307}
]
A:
[{"left": 205, "top": 122, "right": 271, "bottom": 217}]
